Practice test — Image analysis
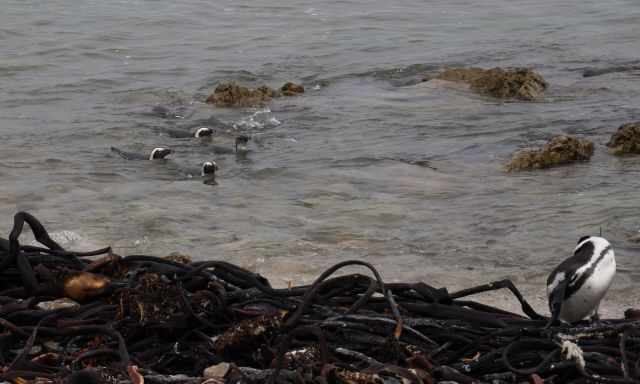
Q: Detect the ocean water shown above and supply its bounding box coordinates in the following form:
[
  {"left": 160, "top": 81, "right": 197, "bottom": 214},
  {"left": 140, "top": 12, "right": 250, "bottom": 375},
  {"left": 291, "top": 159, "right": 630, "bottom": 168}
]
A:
[{"left": 2, "top": 0, "right": 640, "bottom": 313}]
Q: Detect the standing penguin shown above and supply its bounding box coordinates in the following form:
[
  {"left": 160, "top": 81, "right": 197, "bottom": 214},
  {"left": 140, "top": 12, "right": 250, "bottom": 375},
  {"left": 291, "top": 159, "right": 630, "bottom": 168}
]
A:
[{"left": 547, "top": 236, "right": 616, "bottom": 324}]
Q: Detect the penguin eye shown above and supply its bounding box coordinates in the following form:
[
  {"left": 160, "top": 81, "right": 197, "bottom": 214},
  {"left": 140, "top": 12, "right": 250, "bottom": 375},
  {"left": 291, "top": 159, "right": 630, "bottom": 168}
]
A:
[{"left": 577, "top": 235, "right": 591, "bottom": 244}]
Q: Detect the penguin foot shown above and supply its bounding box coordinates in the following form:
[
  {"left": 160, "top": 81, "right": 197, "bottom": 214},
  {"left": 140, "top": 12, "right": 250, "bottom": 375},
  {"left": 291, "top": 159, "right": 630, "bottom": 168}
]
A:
[{"left": 589, "top": 312, "right": 603, "bottom": 326}]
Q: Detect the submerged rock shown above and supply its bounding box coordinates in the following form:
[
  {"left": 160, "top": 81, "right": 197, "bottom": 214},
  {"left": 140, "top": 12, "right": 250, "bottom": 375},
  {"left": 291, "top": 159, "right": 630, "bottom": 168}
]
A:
[
  {"left": 606, "top": 122, "right": 640, "bottom": 155},
  {"left": 281, "top": 82, "right": 304, "bottom": 96},
  {"left": 205, "top": 82, "right": 277, "bottom": 107},
  {"left": 206, "top": 81, "right": 305, "bottom": 107},
  {"left": 433, "top": 67, "right": 548, "bottom": 100},
  {"left": 505, "top": 135, "right": 594, "bottom": 172}
]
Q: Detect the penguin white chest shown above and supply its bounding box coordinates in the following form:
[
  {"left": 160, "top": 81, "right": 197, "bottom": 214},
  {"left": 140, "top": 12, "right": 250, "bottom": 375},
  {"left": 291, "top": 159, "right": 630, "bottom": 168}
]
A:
[{"left": 559, "top": 251, "right": 616, "bottom": 323}]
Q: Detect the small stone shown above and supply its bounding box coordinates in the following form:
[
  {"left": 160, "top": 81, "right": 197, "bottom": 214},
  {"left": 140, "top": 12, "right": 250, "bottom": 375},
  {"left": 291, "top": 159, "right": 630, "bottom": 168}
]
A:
[
  {"left": 281, "top": 82, "right": 304, "bottom": 96},
  {"left": 204, "top": 362, "right": 231, "bottom": 379},
  {"left": 36, "top": 298, "right": 80, "bottom": 311},
  {"left": 606, "top": 122, "right": 640, "bottom": 155},
  {"left": 163, "top": 252, "right": 192, "bottom": 264},
  {"left": 505, "top": 135, "right": 594, "bottom": 172}
]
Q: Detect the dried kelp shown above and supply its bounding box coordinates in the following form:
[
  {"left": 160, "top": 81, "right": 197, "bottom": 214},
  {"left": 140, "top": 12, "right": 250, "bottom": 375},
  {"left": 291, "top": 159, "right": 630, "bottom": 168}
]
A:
[{"left": 0, "top": 212, "right": 639, "bottom": 384}]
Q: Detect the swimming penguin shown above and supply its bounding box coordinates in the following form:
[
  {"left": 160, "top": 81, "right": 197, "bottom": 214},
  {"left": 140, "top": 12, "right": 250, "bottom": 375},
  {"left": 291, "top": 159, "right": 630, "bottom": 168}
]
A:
[
  {"left": 201, "top": 160, "right": 219, "bottom": 176},
  {"left": 547, "top": 236, "right": 616, "bottom": 324},
  {"left": 185, "top": 115, "right": 227, "bottom": 130},
  {"left": 161, "top": 127, "right": 214, "bottom": 139},
  {"left": 201, "top": 161, "right": 219, "bottom": 185},
  {"left": 110, "top": 146, "right": 173, "bottom": 160},
  {"left": 210, "top": 135, "right": 250, "bottom": 155}
]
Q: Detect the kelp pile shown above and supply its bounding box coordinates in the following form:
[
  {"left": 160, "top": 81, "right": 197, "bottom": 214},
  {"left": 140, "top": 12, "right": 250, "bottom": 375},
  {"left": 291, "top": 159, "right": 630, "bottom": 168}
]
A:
[{"left": 1, "top": 212, "right": 639, "bottom": 384}]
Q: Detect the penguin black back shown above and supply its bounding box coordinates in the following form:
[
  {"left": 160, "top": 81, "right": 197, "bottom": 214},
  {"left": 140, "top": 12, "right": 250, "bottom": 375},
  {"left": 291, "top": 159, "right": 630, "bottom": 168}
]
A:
[{"left": 110, "top": 147, "right": 172, "bottom": 160}]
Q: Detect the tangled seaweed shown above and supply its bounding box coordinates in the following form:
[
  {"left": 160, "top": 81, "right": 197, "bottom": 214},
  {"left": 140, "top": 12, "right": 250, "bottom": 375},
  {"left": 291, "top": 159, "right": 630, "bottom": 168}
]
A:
[{"left": 1, "top": 212, "right": 639, "bottom": 383}]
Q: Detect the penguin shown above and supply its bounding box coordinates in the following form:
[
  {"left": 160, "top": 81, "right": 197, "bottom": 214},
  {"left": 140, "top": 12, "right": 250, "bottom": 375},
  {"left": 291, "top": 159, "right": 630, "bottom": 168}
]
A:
[
  {"left": 547, "top": 236, "right": 616, "bottom": 324},
  {"left": 185, "top": 115, "right": 227, "bottom": 130},
  {"left": 110, "top": 146, "right": 173, "bottom": 160},
  {"left": 210, "top": 135, "right": 250, "bottom": 155},
  {"left": 200, "top": 161, "right": 219, "bottom": 185},
  {"left": 201, "top": 160, "right": 219, "bottom": 177},
  {"left": 161, "top": 126, "right": 214, "bottom": 139}
]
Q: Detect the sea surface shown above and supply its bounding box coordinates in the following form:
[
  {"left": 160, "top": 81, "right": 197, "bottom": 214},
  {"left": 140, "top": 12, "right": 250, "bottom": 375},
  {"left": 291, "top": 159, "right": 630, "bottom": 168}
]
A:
[{"left": 2, "top": 0, "right": 640, "bottom": 314}]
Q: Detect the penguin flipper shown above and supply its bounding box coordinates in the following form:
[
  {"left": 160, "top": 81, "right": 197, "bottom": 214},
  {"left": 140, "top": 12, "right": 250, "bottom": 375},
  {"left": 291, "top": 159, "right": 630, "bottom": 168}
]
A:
[
  {"left": 546, "top": 279, "right": 568, "bottom": 328},
  {"left": 110, "top": 147, "right": 134, "bottom": 160}
]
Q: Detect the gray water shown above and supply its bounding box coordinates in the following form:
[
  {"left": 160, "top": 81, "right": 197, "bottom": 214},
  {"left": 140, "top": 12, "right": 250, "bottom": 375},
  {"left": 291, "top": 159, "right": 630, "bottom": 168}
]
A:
[{"left": 2, "top": 0, "right": 640, "bottom": 313}]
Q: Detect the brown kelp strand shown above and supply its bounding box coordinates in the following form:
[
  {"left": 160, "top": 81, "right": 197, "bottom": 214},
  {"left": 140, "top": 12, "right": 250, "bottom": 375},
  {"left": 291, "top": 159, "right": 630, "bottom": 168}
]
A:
[{"left": 0, "top": 212, "right": 639, "bottom": 383}]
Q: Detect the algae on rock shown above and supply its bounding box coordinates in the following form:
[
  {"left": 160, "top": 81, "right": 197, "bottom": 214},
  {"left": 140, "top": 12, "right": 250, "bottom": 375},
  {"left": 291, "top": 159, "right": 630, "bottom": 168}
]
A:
[
  {"left": 205, "top": 82, "right": 277, "bottom": 107},
  {"left": 606, "top": 122, "right": 640, "bottom": 155},
  {"left": 281, "top": 82, "right": 305, "bottom": 96},
  {"left": 505, "top": 135, "right": 594, "bottom": 172},
  {"left": 206, "top": 81, "right": 305, "bottom": 107},
  {"left": 433, "top": 67, "right": 548, "bottom": 100}
]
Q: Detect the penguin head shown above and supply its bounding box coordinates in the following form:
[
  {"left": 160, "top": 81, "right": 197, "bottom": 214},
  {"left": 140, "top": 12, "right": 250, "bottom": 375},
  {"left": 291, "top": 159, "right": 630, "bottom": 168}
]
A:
[
  {"left": 577, "top": 235, "right": 591, "bottom": 245},
  {"left": 194, "top": 127, "right": 214, "bottom": 138},
  {"left": 235, "top": 135, "right": 250, "bottom": 152},
  {"left": 149, "top": 147, "right": 173, "bottom": 160},
  {"left": 574, "top": 236, "right": 613, "bottom": 258},
  {"left": 201, "top": 161, "right": 219, "bottom": 176}
]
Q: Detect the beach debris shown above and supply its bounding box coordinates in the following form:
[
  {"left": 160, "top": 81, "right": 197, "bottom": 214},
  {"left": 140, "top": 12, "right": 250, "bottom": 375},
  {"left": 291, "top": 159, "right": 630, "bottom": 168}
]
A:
[
  {"left": 62, "top": 271, "right": 115, "bottom": 301},
  {"left": 203, "top": 362, "right": 230, "bottom": 379},
  {"left": 430, "top": 67, "right": 548, "bottom": 100},
  {"left": 606, "top": 122, "right": 640, "bottom": 155},
  {"left": 0, "top": 211, "right": 639, "bottom": 383},
  {"left": 505, "top": 135, "right": 594, "bottom": 171},
  {"left": 36, "top": 297, "right": 80, "bottom": 311}
]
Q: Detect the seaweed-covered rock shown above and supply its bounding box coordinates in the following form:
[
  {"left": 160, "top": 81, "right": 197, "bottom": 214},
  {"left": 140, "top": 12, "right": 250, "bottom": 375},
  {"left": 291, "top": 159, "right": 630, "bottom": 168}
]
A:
[
  {"left": 434, "top": 67, "right": 548, "bottom": 100},
  {"left": 281, "top": 82, "right": 305, "bottom": 96},
  {"left": 205, "top": 82, "right": 277, "bottom": 107},
  {"left": 505, "top": 135, "right": 594, "bottom": 172},
  {"left": 606, "top": 122, "right": 640, "bottom": 155},
  {"left": 163, "top": 252, "right": 192, "bottom": 264}
]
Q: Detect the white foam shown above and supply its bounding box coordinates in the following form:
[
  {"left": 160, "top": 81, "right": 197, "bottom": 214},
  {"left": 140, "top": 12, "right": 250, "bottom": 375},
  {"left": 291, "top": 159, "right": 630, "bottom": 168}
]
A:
[{"left": 233, "top": 108, "right": 281, "bottom": 130}]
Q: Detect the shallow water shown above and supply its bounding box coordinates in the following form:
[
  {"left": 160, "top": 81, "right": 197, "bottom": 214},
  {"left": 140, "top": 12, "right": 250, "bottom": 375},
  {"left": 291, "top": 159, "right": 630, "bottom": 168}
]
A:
[{"left": 2, "top": 0, "right": 640, "bottom": 315}]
